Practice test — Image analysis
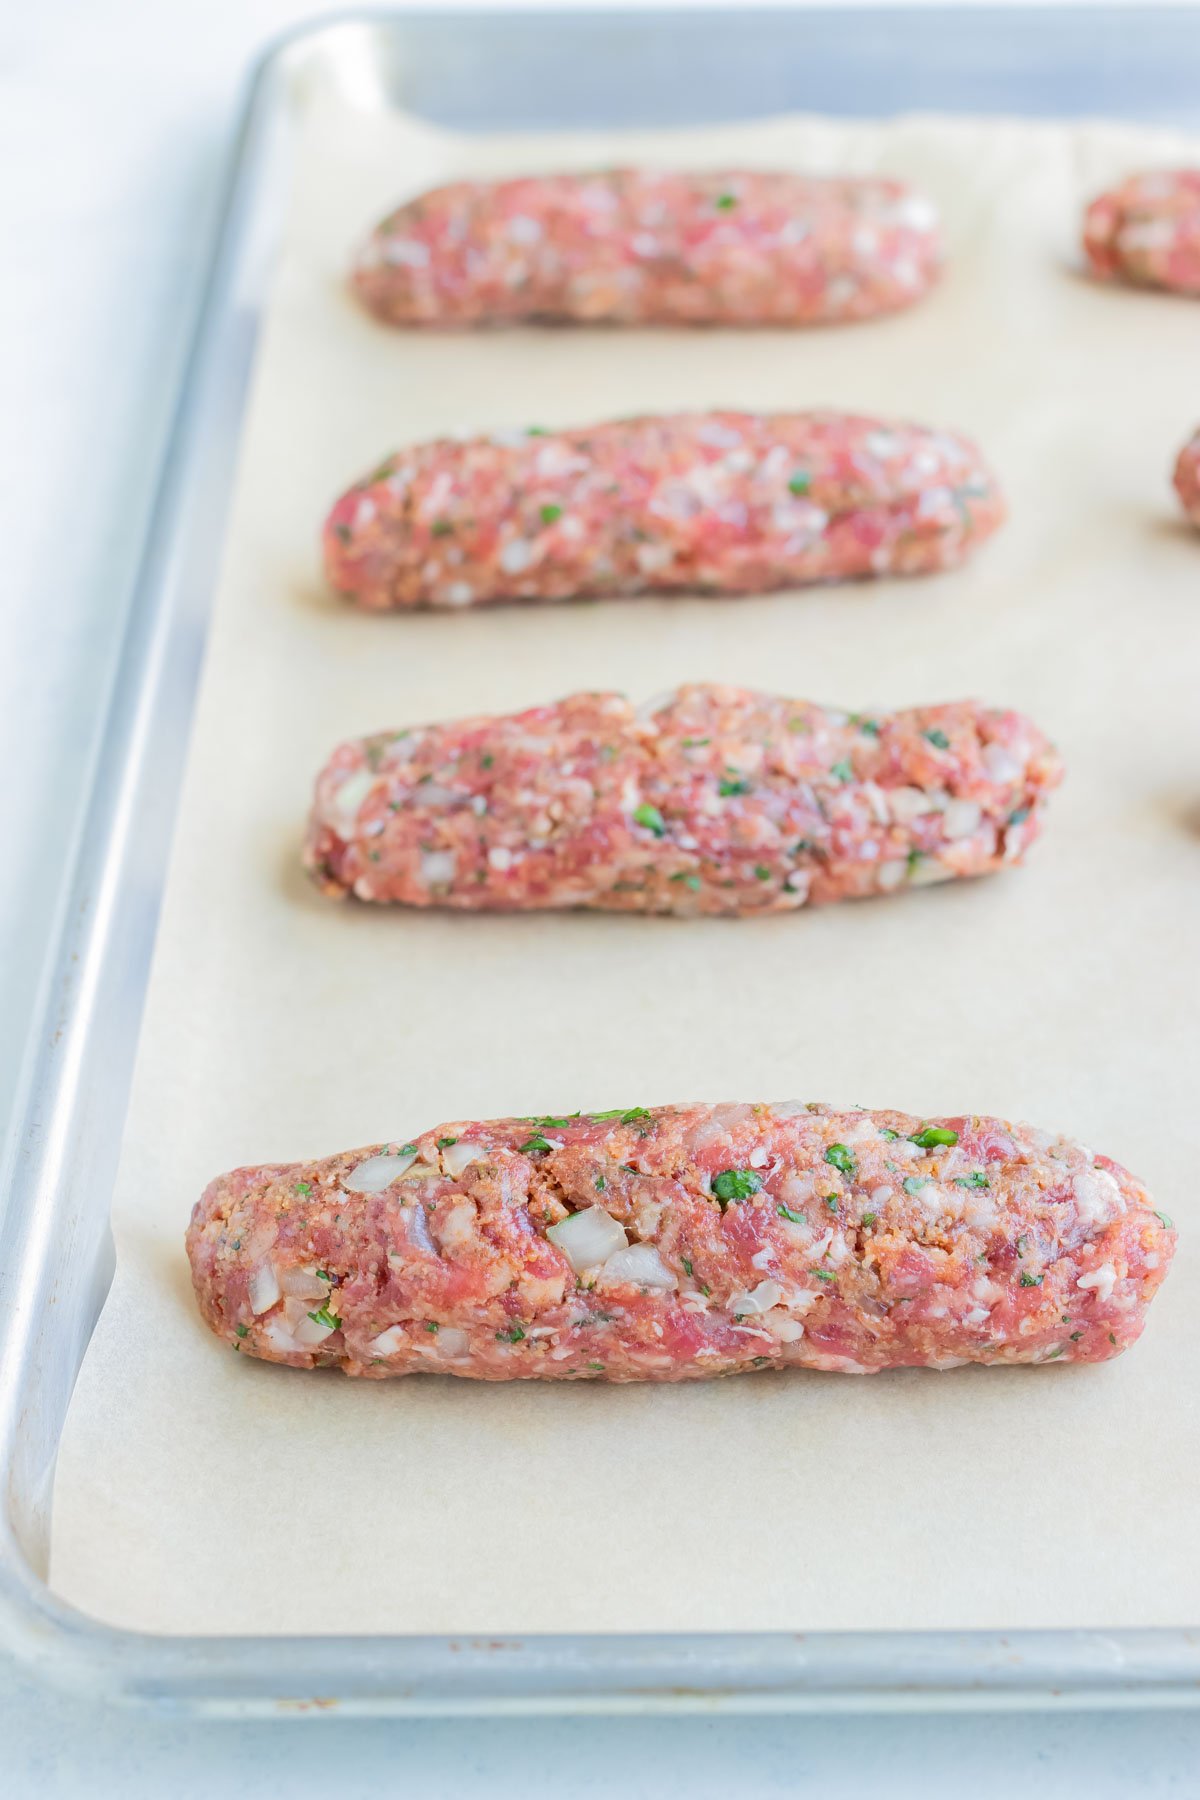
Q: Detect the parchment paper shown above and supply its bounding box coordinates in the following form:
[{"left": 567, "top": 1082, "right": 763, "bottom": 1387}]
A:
[{"left": 49, "top": 99, "right": 1200, "bottom": 1637}]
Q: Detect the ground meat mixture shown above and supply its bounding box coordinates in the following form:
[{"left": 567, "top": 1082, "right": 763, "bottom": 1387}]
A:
[
  {"left": 303, "top": 684, "right": 1062, "bottom": 915},
  {"left": 1173, "top": 427, "right": 1200, "bottom": 526},
  {"left": 187, "top": 1103, "right": 1175, "bottom": 1381},
  {"left": 352, "top": 169, "right": 943, "bottom": 327},
  {"left": 324, "top": 411, "right": 1004, "bottom": 610},
  {"left": 1084, "top": 170, "right": 1200, "bottom": 294}
]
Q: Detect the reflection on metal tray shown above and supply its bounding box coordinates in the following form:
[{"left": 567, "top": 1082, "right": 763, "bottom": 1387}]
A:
[{"left": 2, "top": 7, "right": 1199, "bottom": 1717}]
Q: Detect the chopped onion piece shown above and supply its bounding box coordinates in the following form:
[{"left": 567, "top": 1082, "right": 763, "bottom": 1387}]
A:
[
  {"left": 248, "top": 1263, "right": 281, "bottom": 1315},
  {"left": 343, "top": 1151, "right": 418, "bottom": 1192},
  {"left": 333, "top": 769, "right": 375, "bottom": 828},
  {"left": 370, "top": 1325, "right": 407, "bottom": 1356},
  {"left": 278, "top": 1266, "right": 330, "bottom": 1300},
  {"left": 419, "top": 849, "right": 458, "bottom": 887},
  {"left": 436, "top": 1326, "right": 469, "bottom": 1357},
  {"left": 729, "top": 1278, "right": 785, "bottom": 1316},
  {"left": 441, "top": 1140, "right": 484, "bottom": 1180},
  {"left": 283, "top": 1295, "right": 337, "bottom": 1345},
  {"left": 600, "top": 1242, "right": 676, "bottom": 1289},
  {"left": 942, "top": 798, "right": 983, "bottom": 840},
  {"left": 546, "top": 1206, "right": 628, "bottom": 1273}
]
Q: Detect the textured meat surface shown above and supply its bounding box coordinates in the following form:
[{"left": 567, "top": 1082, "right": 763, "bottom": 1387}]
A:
[
  {"left": 1083, "top": 170, "right": 1200, "bottom": 294},
  {"left": 352, "top": 169, "right": 942, "bottom": 327},
  {"left": 324, "top": 411, "right": 1004, "bottom": 609},
  {"left": 187, "top": 1103, "right": 1175, "bottom": 1381},
  {"left": 303, "top": 684, "right": 1062, "bottom": 914},
  {"left": 1174, "top": 428, "right": 1200, "bottom": 526}
]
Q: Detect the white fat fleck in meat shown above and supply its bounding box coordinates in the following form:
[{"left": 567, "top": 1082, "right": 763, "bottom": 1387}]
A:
[
  {"left": 1077, "top": 1262, "right": 1118, "bottom": 1302},
  {"left": 751, "top": 1247, "right": 776, "bottom": 1272},
  {"left": 972, "top": 1275, "right": 1003, "bottom": 1304},
  {"left": 785, "top": 870, "right": 811, "bottom": 896},
  {"left": 865, "top": 430, "right": 905, "bottom": 459},
  {"left": 1072, "top": 1168, "right": 1126, "bottom": 1227},
  {"left": 877, "top": 859, "right": 907, "bottom": 891},
  {"left": 748, "top": 1146, "right": 770, "bottom": 1168},
  {"left": 488, "top": 846, "right": 514, "bottom": 872},
  {"left": 964, "top": 1306, "right": 990, "bottom": 1326},
  {"left": 915, "top": 485, "right": 955, "bottom": 520},
  {"left": 766, "top": 1314, "right": 806, "bottom": 1343},
  {"left": 442, "top": 582, "right": 475, "bottom": 607}
]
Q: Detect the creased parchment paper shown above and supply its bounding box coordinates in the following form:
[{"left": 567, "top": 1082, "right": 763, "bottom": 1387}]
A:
[{"left": 49, "top": 100, "right": 1200, "bottom": 1637}]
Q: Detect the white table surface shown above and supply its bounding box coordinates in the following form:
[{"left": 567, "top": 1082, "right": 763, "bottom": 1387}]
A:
[{"left": 5, "top": 0, "right": 1200, "bottom": 1787}]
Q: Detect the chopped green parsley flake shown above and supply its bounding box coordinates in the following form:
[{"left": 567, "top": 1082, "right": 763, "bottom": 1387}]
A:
[
  {"left": 955, "top": 1171, "right": 989, "bottom": 1188},
  {"left": 234, "top": 1323, "right": 248, "bottom": 1338},
  {"left": 309, "top": 1306, "right": 342, "bottom": 1330},
  {"left": 1153, "top": 1210, "right": 1174, "bottom": 1229},
  {"left": 481, "top": 753, "right": 494, "bottom": 769},
  {"left": 519, "top": 1134, "right": 552, "bottom": 1155},
  {"left": 594, "top": 1175, "right": 606, "bottom": 1191},
  {"left": 1019, "top": 1273, "right": 1043, "bottom": 1287},
  {"left": 437, "top": 1136, "right": 458, "bottom": 1149},
  {"left": 681, "top": 1256, "right": 694, "bottom": 1277},
  {"left": 497, "top": 1325, "right": 526, "bottom": 1343},
  {"left": 788, "top": 471, "right": 811, "bottom": 495},
  {"left": 715, "top": 192, "right": 737, "bottom": 209},
  {"left": 1008, "top": 805, "right": 1031, "bottom": 828},
  {"left": 861, "top": 1212, "right": 878, "bottom": 1227},
  {"left": 830, "top": 759, "right": 854, "bottom": 783},
  {"left": 879, "top": 1128, "right": 898, "bottom": 1141},
  {"left": 293, "top": 1181, "right": 312, "bottom": 1197},
  {"left": 712, "top": 1168, "right": 763, "bottom": 1207},
  {"left": 850, "top": 714, "right": 881, "bottom": 737},
  {"left": 825, "top": 1194, "right": 839, "bottom": 1211},
  {"left": 682, "top": 736, "right": 710, "bottom": 747},
  {"left": 1070, "top": 1331, "right": 1083, "bottom": 1341},
  {"left": 425, "top": 1321, "right": 439, "bottom": 1333},
  {"left": 910, "top": 1126, "right": 958, "bottom": 1149},
  {"left": 812, "top": 1268, "right": 836, "bottom": 1282},
  {"left": 431, "top": 519, "right": 454, "bottom": 537},
  {"left": 539, "top": 503, "right": 563, "bottom": 525},
  {"left": 632, "top": 802, "right": 666, "bottom": 835},
  {"left": 718, "top": 777, "right": 751, "bottom": 797},
  {"left": 777, "top": 1203, "right": 805, "bottom": 1224},
  {"left": 824, "top": 1143, "right": 856, "bottom": 1177},
  {"left": 669, "top": 872, "right": 702, "bottom": 890},
  {"left": 923, "top": 728, "right": 951, "bottom": 750},
  {"left": 902, "top": 1176, "right": 928, "bottom": 1196},
  {"left": 754, "top": 864, "right": 772, "bottom": 881}
]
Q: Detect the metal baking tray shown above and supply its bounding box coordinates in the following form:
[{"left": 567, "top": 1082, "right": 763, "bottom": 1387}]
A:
[{"left": 4, "top": 5, "right": 1200, "bottom": 1718}]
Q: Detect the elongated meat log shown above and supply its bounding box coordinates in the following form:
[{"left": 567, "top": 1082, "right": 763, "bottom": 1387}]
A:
[
  {"left": 1084, "top": 169, "right": 1200, "bottom": 294},
  {"left": 352, "top": 169, "right": 942, "bottom": 327},
  {"left": 187, "top": 1103, "right": 1175, "bottom": 1380},
  {"left": 304, "top": 684, "right": 1062, "bottom": 915},
  {"left": 324, "top": 412, "right": 1004, "bottom": 610},
  {"left": 1173, "top": 427, "right": 1200, "bottom": 527}
]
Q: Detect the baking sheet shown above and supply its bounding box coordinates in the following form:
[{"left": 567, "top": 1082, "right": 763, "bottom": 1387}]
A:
[{"left": 49, "top": 99, "right": 1200, "bottom": 1638}]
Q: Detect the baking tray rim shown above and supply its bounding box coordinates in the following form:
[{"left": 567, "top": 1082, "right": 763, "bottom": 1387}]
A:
[{"left": 3, "top": 6, "right": 1200, "bottom": 1716}]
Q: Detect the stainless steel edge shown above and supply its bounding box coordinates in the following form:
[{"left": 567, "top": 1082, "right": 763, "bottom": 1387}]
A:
[{"left": 1, "top": 8, "right": 1198, "bottom": 1716}]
